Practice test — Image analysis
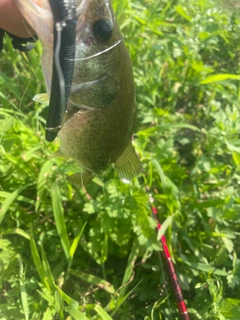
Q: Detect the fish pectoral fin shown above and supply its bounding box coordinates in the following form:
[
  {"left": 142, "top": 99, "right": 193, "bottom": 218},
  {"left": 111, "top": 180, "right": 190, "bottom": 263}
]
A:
[
  {"left": 33, "top": 93, "right": 49, "bottom": 106},
  {"left": 114, "top": 142, "right": 142, "bottom": 182},
  {"left": 68, "top": 172, "right": 94, "bottom": 186},
  {"left": 71, "top": 74, "right": 119, "bottom": 109},
  {"left": 49, "top": 148, "right": 66, "bottom": 159}
]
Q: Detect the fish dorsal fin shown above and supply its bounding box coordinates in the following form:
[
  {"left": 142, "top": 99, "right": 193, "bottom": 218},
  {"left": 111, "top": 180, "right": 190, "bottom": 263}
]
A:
[{"left": 114, "top": 142, "right": 142, "bottom": 182}]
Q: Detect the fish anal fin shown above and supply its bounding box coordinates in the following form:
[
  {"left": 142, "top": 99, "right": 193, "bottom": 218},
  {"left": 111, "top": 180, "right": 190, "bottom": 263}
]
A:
[
  {"left": 114, "top": 142, "right": 142, "bottom": 182},
  {"left": 68, "top": 172, "right": 94, "bottom": 186}
]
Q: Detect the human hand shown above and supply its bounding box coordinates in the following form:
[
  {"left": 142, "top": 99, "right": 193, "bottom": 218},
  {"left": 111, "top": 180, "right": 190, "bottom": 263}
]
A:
[{"left": 0, "top": 0, "right": 34, "bottom": 38}]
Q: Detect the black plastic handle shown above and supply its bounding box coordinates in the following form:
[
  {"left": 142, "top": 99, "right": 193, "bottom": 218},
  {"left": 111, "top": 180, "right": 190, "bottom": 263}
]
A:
[{"left": 46, "top": 0, "right": 76, "bottom": 142}]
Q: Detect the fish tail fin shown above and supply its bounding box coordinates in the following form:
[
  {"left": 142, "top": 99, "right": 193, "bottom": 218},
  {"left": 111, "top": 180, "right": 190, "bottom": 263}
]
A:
[
  {"left": 114, "top": 142, "right": 142, "bottom": 182},
  {"left": 68, "top": 171, "right": 94, "bottom": 186}
]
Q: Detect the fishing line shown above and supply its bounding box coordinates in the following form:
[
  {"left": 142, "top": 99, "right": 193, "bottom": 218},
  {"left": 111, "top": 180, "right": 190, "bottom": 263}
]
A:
[
  {"left": 81, "top": 167, "right": 107, "bottom": 205},
  {"left": 67, "top": 39, "right": 123, "bottom": 61},
  {"left": 17, "top": 69, "right": 35, "bottom": 111}
]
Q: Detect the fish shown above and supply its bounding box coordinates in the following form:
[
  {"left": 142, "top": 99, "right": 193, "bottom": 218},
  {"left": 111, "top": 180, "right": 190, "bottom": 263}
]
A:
[{"left": 15, "top": 0, "right": 142, "bottom": 185}]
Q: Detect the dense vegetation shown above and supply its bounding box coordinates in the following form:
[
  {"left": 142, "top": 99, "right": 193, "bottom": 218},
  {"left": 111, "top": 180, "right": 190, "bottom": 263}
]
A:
[{"left": 1, "top": 0, "right": 240, "bottom": 319}]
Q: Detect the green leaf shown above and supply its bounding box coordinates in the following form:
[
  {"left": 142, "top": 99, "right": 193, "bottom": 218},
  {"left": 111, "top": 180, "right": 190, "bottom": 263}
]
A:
[
  {"left": 181, "top": 260, "right": 228, "bottom": 276},
  {"left": 33, "top": 93, "right": 49, "bottom": 106},
  {"left": 0, "top": 116, "right": 14, "bottom": 134}
]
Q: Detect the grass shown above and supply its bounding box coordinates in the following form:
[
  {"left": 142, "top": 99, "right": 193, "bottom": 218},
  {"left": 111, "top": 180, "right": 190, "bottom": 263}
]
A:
[{"left": 1, "top": 0, "right": 240, "bottom": 319}]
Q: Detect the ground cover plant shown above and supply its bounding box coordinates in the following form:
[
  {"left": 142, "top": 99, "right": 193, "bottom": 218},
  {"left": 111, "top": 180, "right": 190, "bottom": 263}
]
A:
[{"left": 1, "top": 0, "right": 240, "bottom": 319}]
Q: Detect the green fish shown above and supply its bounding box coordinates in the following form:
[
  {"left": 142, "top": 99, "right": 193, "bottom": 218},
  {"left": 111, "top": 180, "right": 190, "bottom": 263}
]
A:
[{"left": 16, "top": 0, "right": 142, "bottom": 185}]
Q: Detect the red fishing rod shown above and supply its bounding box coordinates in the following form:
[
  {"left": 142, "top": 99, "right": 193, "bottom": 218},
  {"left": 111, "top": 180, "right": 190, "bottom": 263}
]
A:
[{"left": 145, "top": 186, "right": 190, "bottom": 320}]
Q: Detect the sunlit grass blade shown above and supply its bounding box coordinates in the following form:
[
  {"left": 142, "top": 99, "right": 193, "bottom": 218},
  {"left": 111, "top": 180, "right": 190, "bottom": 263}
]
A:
[
  {"left": 158, "top": 123, "right": 201, "bottom": 132},
  {"left": 108, "top": 282, "right": 142, "bottom": 317},
  {"left": 119, "top": 240, "right": 139, "bottom": 296},
  {"left": 94, "top": 304, "right": 113, "bottom": 320},
  {"left": 65, "top": 303, "right": 90, "bottom": 320},
  {"left": 55, "top": 290, "right": 64, "bottom": 320},
  {"left": 0, "top": 191, "right": 34, "bottom": 207},
  {"left": 29, "top": 226, "right": 50, "bottom": 290},
  {"left": 174, "top": 4, "right": 192, "bottom": 21},
  {"left": 69, "top": 270, "right": 115, "bottom": 294},
  {"left": 52, "top": 180, "right": 70, "bottom": 261},
  {"left": 18, "top": 256, "right": 29, "bottom": 320},
  {"left": 36, "top": 159, "right": 54, "bottom": 212},
  {"left": 42, "top": 307, "right": 54, "bottom": 320},
  {"left": 69, "top": 222, "right": 87, "bottom": 261},
  {"left": 53, "top": 283, "right": 79, "bottom": 305},
  {"left": 200, "top": 73, "right": 240, "bottom": 84},
  {"left": 151, "top": 159, "right": 180, "bottom": 211},
  {"left": 40, "top": 242, "right": 55, "bottom": 286},
  {"left": 151, "top": 159, "right": 167, "bottom": 191},
  {"left": 53, "top": 284, "right": 90, "bottom": 320},
  {"left": 157, "top": 215, "right": 174, "bottom": 241},
  {"left": 0, "top": 228, "right": 30, "bottom": 240},
  {"left": 0, "top": 185, "right": 31, "bottom": 225},
  {"left": 137, "top": 123, "right": 200, "bottom": 137},
  {"left": 101, "top": 233, "right": 108, "bottom": 264}
]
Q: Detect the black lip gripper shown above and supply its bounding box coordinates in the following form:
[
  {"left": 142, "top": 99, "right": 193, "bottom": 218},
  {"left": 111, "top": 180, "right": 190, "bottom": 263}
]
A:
[{"left": 46, "top": 0, "right": 76, "bottom": 142}]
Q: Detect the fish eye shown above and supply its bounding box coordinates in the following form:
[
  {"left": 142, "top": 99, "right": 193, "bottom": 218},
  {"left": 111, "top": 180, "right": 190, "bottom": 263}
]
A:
[{"left": 93, "top": 19, "right": 113, "bottom": 42}]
